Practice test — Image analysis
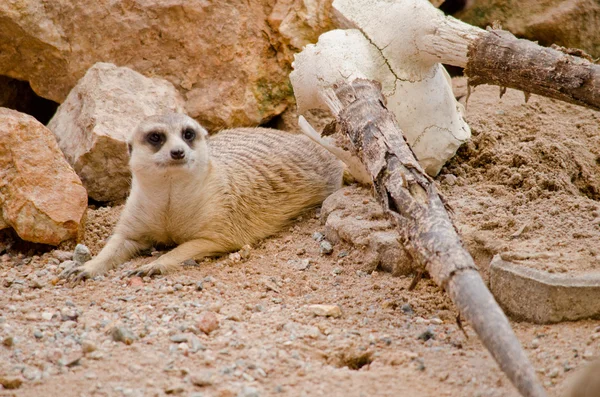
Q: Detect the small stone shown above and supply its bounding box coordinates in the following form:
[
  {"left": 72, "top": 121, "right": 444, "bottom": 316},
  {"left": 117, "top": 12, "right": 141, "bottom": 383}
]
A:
[
  {"left": 73, "top": 244, "right": 92, "bottom": 264},
  {"left": 319, "top": 240, "right": 333, "bottom": 255},
  {"left": 228, "top": 252, "right": 242, "bottom": 263},
  {"left": 52, "top": 250, "right": 73, "bottom": 262},
  {"left": 337, "top": 250, "right": 349, "bottom": 258},
  {"left": 196, "top": 281, "right": 204, "bottom": 291},
  {"left": 547, "top": 367, "right": 560, "bottom": 378},
  {"left": 332, "top": 267, "right": 342, "bottom": 275},
  {"left": 183, "top": 259, "right": 199, "bottom": 267},
  {"left": 288, "top": 259, "right": 310, "bottom": 271},
  {"left": 0, "top": 376, "right": 22, "bottom": 389},
  {"left": 2, "top": 336, "right": 14, "bottom": 347},
  {"left": 401, "top": 304, "right": 414, "bottom": 314},
  {"left": 189, "top": 335, "right": 206, "bottom": 353},
  {"left": 111, "top": 326, "right": 137, "bottom": 345},
  {"left": 170, "top": 334, "right": 188, "bottom": 343},
  {"left": 443, "top": 174, "right": 457, "bottom": 185},
  {"left": 34, "top": 330, "right": 43, "bottom": 339},
  {"left": 417, "top": 328, "right": 435, "bottom": 342},
  {"left": 308, "top": 304, "right": 342, "bottom": 318},
  {"left": 312, "top": 232, "right": 324, "bottom": 242},
  {"left": 82, "top": 340, "right": 97, "bottom": 354},
  {"left": 165, "top": 383, "right": 185, "bottom": 394},
  {"left": 59, "top": 260, "right": 77, "bottom": 271},
  {"left": 530, "top": 338, "right": 540, "bottom": 349},
  {"left": 238, "top": 386, "right": 260, "bottom": 397},
  {"left": 239, "top": 245, "right": 252, "bottom": 260},
  {"left": 189, "top": 371, "right": 213, "bottom": 387},
  {"left": 128, "top": 277, "right": 144, "bottom": 287},
  {"left": 197, "top": 312, "right": 219, "bottom": 335},
  {"left": 59, "top": 352, "right": 83, "bottom": 367}
]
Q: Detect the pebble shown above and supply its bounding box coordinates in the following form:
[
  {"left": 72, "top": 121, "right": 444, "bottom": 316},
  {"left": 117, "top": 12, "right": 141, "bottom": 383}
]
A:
[
  {"left": 82, "top": 340, "right": 97, "bottom": 354},
  {"left": 3, "top": 336, "right": 14, "bottom": 347},
  {"left": 197, "top": 312, "right": 219, "bottom": 335},
  {"left": 547, "top": 367, "right": 560, "bottom": 378},
  {"left": 59, "top": 260, "right": 77, "bottom": 271},
  {"left": 332, "top": 267, "right": 342, "bottom": 275},
  {"left": 418, "top": 328, "right": 435, "bottom": 342},
  {"left": 400, "top": 304, "right": 414, "bottom": 314},
  {"left": 196, "top": 281, "right": 204, "bottom": 291},
  {"left": 337, "top": 250, "right": 349, "bottom": 258},
  {"left": 319, "top": 241, "right": 333, "bottom": 255},
  {"left": 189, "top": 335, "right": 206, "bottom": 353},
  {"left": 165, "top": 383, "right": 185, "bottom": 394},
  {"left": 41, "top": 312, "right": 54, "bottom": 321},
  {"left": 128, "top": 277, "right": 144, "bottom": 287},
  {"left": 111, "top": 326, "right": 137, "bottom": 345},
  {"left": 33, "top": 330, "right": 43, "bottom": 339},
  {"left": 170, "top": 334, "right": 188, "bottom": 343},
  {"left": 52, "top": 250, "right": 73, "bottom": 262},
  {"left": 288, "top": 259, "right": 310, "bottom": 271},
  {"left": 73, "top": 244, "right": 92, "bottom": 264},
  {"left": 182, "top": 259, "right": 199, "bottom": 267},
  {"left": 189, "top": 371, "right": 213, "bottom": 387},
  {"left": 0, "top": 376, "right": 22, "bottom": 389},
  {"left": 308, "top": 304, "right": 342, "bottom": 318},
  {"left": 530, "top": 338, "right": 540, "bottom": 349},
  {"left": 443, "top": 174, "right": 457, "bottom": 185},
  {"left": 238, "top": 386, "right": 260, "bottom": 397},
  {"left": 239, "top": 245, "right": 252, "bottom": 260},
  {"left": 312, "top": 232, "right": 324, "bottom": 242}
]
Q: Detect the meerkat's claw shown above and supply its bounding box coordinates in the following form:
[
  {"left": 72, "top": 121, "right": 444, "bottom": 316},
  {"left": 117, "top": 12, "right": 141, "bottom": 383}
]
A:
[{"left": 127, "top": 262, "right": 166, "bottom": 278}]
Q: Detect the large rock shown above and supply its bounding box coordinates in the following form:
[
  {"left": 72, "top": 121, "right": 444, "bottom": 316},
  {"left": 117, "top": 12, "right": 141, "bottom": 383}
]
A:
[
  {"left": 0, "top": 108, "right": 87, "bottom": 245},
  {"left": 457, "top": 0, "right": 600, "bottom": 59},
  {"left": 48, "top": 63, "right": 185, "bottom": 202},
  {"left": 0, "top": 1, "right": 321, "bottom": 130},
  {"left": 489, "top": 255, "right": 600, "bottom": 324}
]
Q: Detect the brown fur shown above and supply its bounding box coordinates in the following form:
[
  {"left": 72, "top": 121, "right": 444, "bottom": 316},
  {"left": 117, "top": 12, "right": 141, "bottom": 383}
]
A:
[{"left": 62, "top": 113, "right": 343, "bottom": 279}]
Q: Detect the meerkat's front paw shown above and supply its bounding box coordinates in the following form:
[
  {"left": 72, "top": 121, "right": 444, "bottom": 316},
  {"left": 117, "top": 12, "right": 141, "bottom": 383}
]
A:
[
  {"left": 127, "top": 261, "right": 177, "bottom": 277},
  {"left": 59, "top": 259, "right": 108, "bottom": 282}
]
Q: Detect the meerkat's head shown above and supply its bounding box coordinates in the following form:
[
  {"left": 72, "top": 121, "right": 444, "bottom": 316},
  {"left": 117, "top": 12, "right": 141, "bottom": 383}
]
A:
[{"left": 128, "top": 113, "right": 209, "bottom": 177}]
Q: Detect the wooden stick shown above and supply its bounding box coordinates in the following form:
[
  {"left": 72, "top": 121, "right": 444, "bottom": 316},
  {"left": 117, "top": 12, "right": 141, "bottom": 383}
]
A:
[
  {"left": 334, "top": 0, "right": 600, "bottom": 111},
  {"left": 322, "top": 78, "right": 547, "bottom": 397}
]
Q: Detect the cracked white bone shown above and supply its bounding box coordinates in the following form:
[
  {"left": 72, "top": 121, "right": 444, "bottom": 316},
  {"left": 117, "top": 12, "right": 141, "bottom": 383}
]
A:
[{"left": 290, "top": 15, "right": 470, "bottom": 175}]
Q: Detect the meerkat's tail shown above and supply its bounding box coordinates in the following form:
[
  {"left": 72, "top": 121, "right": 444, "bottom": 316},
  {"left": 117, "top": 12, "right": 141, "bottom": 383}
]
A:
[{"left": 298, "top": 116, "right": 371, "bottom": 185}]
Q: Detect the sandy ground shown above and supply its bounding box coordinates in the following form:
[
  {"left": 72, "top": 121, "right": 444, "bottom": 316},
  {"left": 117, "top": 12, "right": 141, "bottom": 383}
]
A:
[{"left": 1, "top": 79, "right": 599, "bottom": 397}]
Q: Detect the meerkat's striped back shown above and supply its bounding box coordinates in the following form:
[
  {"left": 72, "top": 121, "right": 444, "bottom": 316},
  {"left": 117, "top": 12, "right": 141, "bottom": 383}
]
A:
[{"left": 207, "top": 128, "right": 344, "bottom": 241}]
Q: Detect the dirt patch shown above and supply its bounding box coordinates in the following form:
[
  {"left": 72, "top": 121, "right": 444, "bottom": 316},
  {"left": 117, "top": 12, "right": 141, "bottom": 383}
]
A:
[
  {"left": 1, "top": 79, "right": 600, "bottom": 396},
  {"left": 442, "top": 78, "right": 600, "bottom": 275}
]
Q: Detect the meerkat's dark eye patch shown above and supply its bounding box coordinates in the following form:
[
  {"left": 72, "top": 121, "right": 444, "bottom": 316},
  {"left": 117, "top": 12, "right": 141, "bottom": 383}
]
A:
[
  {"left": 182, "top": 127, "right": 196, "bottom": 142},
  {"left": 145, "top": 131, "right": 165, "bottom": 147}
]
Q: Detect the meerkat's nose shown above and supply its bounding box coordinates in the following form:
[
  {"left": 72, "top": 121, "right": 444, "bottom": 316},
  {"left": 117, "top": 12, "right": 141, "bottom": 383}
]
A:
[{"left": 171, "top": 148, "right": 185, "bottom": 160}]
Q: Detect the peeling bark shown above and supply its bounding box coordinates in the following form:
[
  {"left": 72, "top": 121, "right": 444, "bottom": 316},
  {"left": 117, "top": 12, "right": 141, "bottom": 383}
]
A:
[
  {"left": 323, "top": 79, "right": 547, "bottom": 397},
  {"left": 466, "top": 29, "right": 600, "bottom": 111}
]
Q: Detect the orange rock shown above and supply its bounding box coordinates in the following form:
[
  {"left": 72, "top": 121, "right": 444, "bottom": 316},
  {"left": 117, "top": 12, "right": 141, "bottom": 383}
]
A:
[
  {"left": 0, "top": 108, "right": 87, "bottom": 245},
  {"left": 197, "top": 311, "right": 219, "bottom": 335},
  {"left": 128, "top": 277, "right": 144, "bottom": 287}
]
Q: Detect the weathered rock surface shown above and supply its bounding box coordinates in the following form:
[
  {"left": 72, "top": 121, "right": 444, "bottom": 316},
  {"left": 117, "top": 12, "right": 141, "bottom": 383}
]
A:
[
  {"left": 489, "top": 255, "right": 600, "bottom": 324},
  {"left": 0, "top": 108, "right": 87, "bottom": 245},
  {"left": 0, "top": 0, "right": 322, "bottom": 130},
  {"left": 457, "top": 0, "right": 600, "bottom": 58},
  {"left": 48, "top": 63, "right": 185, "bottom": 202},
  {"left": 320, "top": 186, "right": 415, "bottom": 275},
  {"left": 268, "top": 0, "right": 336, "bottom": 50}
]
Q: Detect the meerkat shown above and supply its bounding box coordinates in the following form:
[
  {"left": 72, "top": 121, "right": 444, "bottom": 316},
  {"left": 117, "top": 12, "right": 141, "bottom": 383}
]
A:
[{"left": 62, "top": 113, "right": 344, "bottom": 280}]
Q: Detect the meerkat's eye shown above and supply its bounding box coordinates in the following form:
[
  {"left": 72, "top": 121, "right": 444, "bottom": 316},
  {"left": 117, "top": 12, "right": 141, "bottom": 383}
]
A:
[
  {"left": 146, "top": 131, "right": 164, "bottom": 146},
  {"left": 182, "top": 128, "right": 196, "bottom": 141}
]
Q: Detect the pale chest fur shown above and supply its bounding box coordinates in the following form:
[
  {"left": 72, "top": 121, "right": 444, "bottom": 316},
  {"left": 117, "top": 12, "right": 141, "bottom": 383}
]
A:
[{"left": 124, "top": 171, "right": 222, "bottom": 245}]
